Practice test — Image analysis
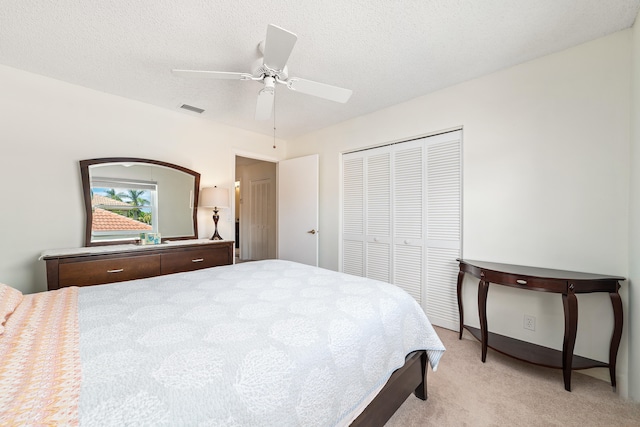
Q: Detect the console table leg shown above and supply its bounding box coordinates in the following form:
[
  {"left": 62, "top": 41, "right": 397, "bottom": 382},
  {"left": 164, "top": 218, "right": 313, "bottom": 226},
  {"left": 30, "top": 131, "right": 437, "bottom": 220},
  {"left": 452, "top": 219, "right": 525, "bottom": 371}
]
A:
[
  {"left": 457, "top": 270, "right": 465, "bottom": 339},
  {"left": 609, "top": 290, "right": 623, "bottom": 390},
  {"left": 562, "top": 291, "right": 578, "bottom": 391},
  {"left": 478, "top": 279, "right": 490, "bottom": 363}
]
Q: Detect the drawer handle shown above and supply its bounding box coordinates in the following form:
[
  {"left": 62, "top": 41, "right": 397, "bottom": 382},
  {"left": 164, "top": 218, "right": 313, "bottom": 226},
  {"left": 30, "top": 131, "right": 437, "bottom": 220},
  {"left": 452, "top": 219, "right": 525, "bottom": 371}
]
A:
[
  {"left": 516, "top": 279, "right": 527, "bottom": 285},
  {"left": 107, "top": 269, "right": 124, "bottom": 273},
  {"left": 192, "top": 258, "right": 204, "bottom": 263}
]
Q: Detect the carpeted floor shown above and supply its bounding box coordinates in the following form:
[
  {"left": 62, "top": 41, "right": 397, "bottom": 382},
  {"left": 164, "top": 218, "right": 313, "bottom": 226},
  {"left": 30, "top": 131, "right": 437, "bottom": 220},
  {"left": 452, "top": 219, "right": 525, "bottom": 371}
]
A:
[{"left": 386, "top": 327, "right": 640, "bottom": 426}]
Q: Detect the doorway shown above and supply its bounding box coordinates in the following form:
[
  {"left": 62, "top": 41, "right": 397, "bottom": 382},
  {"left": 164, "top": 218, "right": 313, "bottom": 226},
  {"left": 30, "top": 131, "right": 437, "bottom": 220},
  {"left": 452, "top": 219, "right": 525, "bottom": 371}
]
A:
[{"left": 235, "top": 156, "right": 277, "bottom": 262}]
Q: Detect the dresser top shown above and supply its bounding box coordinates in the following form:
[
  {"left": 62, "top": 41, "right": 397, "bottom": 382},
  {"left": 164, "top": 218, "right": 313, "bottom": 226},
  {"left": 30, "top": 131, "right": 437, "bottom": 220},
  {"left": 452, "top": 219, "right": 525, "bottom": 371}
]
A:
[{"left": 40, "top": 239, "right": 233, "bottom": 260}]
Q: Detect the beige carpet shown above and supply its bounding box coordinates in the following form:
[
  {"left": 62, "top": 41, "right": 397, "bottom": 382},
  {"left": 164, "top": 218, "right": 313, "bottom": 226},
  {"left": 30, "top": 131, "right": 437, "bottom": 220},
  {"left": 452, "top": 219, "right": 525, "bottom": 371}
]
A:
[{"left": 386, "top": 327, "right": 640, "bottom": 426}]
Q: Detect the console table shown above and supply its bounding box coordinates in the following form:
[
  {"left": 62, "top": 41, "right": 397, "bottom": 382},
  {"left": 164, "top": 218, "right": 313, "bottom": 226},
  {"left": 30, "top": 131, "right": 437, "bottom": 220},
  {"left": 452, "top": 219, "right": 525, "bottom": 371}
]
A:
[
  {"left": 42, "top": 239, "right": 234, "bottom": 290},
  {"left": 456, "top": 259, "right": 624, "bottom": 391}
]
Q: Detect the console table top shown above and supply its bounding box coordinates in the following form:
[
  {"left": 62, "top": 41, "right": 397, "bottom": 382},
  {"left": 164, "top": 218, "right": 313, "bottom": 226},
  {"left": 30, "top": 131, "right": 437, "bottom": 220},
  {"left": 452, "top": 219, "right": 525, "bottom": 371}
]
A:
[{"left": 458, "top": 258, "right": 625, "bottom": 282}]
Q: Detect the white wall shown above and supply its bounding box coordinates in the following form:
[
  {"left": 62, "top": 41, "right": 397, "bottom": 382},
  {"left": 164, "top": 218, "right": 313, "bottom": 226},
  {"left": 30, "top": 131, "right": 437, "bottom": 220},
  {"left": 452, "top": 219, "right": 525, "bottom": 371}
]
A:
[
  {"left": 288, "top": 31, "right": 633, "bottom": 396},
  {"left": 0, "top": 64, "right": 286, "bottom": 294},
  {"left": 628, "top": 8, "right": 640, "bottom": 402}
]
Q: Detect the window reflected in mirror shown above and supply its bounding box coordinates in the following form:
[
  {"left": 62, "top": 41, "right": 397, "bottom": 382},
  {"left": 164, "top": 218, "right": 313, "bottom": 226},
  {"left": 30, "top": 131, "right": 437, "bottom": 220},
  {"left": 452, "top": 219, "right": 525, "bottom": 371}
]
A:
[{"left": 90, "top": 177, "right": 158, "bottom": 242}]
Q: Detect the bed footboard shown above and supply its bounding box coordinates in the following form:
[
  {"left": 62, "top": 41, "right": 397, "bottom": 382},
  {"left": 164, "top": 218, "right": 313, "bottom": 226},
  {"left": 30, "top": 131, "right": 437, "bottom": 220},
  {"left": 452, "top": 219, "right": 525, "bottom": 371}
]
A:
[{"left": 350, "top": 350, "right": 428, "bottom": 426}]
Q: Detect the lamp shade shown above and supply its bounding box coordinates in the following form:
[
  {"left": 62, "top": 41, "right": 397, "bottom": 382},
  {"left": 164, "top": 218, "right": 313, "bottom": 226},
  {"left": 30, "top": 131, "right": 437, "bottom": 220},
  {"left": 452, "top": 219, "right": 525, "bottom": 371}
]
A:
[{"left": 200, "top": 186, "right": 229, "bottom": 208}]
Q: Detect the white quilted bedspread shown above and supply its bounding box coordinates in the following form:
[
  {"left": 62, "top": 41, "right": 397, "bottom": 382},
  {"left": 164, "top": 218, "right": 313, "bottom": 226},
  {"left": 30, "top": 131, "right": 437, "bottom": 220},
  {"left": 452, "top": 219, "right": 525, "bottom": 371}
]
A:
[{"left": 77, "top": 260, "right": 445, "bottom": 426}]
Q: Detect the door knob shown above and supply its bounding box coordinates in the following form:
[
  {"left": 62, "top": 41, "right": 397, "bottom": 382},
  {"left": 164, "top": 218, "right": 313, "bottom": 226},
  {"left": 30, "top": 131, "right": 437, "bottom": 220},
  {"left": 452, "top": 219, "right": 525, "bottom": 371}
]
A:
[{"left": 307, "top": 229, "right": 317, "bottom": 234}]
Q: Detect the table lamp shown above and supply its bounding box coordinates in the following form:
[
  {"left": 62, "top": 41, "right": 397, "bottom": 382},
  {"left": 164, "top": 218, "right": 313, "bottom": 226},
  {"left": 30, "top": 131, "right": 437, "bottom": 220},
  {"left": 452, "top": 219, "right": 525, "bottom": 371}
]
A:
[{"left": 200, "top": 186, "right": 229, "bottom": 240}]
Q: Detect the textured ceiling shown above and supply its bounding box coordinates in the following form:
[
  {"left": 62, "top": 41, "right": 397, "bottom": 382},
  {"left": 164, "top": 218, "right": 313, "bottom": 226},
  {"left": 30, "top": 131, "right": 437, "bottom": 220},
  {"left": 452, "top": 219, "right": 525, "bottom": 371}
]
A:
[{"left": 1, "top": 1, "right": 638, "bottom": 139}]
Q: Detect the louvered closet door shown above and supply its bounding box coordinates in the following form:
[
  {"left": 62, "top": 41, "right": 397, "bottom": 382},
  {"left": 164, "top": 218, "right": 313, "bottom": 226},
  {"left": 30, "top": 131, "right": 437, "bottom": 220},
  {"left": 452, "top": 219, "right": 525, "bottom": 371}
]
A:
[
  {"left": 425, "top": 131, "right": 462, "bottom": 330},
  {"left": 393, "top": 140, "right": 424, "bottom": 304},
  {"left": 342, "top": 156, "right": 365, "bottom": 276},
  {"left": 340, "top": 130, "right": 461, "bottom": 331},
  {"left": 366, "top": 148, "right": 392, "bottom": 283}
]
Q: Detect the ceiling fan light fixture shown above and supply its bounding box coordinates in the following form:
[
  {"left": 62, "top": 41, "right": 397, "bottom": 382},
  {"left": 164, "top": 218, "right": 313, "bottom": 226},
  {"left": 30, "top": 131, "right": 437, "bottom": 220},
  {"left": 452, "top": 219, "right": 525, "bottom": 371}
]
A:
[{"left": 262, "top": 76, "right": 276, "bottom": 93}]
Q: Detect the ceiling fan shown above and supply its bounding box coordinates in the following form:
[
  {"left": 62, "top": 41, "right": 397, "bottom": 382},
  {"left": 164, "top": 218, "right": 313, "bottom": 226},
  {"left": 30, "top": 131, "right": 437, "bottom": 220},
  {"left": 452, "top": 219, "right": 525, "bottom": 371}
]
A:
[{"left": 172, "top": 24, "right": 353, "bottom": 120}]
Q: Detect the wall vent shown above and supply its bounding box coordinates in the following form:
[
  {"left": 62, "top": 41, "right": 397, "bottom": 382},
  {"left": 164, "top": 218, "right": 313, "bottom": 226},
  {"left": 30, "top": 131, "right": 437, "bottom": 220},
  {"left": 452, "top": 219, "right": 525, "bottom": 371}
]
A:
[{"left": 180, "top": 104, "right": 205, "bottom": 114}]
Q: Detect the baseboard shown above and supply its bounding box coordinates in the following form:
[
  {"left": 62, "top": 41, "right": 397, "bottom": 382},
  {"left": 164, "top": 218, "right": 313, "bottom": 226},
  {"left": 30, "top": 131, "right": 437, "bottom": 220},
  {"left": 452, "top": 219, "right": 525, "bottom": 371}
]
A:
[{"left": 578, "top": 368, "right": 627, "bottom": 398}]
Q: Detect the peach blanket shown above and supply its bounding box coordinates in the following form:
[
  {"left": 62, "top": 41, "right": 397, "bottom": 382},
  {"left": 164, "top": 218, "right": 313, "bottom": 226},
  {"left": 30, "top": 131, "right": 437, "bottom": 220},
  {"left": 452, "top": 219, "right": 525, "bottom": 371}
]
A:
[{"left": 0, "top": 287, "right": 80, "bottom": 425}]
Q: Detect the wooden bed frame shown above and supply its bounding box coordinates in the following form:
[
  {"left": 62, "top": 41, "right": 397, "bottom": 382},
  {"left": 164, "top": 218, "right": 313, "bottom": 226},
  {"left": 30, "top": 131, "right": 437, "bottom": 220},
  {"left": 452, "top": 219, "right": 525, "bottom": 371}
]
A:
[{"left": 351, "top": 350, "right": 428, "bottom": 426}]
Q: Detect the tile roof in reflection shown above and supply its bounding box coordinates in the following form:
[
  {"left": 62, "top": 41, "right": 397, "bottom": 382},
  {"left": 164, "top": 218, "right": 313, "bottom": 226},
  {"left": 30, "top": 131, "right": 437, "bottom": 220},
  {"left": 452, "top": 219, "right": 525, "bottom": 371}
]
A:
[{"left": 92, "top": 207, "right": 152, "bottom": 231}]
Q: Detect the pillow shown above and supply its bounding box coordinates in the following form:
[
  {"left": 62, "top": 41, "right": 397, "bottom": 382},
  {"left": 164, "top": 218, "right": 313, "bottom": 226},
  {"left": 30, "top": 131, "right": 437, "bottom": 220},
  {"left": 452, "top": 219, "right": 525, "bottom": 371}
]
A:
[{"left": 0, "top": 283, "right": 23, "bottom": 335}]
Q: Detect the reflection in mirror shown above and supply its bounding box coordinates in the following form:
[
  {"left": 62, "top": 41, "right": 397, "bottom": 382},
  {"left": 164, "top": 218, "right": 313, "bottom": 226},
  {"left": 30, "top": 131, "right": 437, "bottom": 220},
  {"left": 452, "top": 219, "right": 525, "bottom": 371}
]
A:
[{"left": 80, "top": 158, "right": 200, "bottom": 246}]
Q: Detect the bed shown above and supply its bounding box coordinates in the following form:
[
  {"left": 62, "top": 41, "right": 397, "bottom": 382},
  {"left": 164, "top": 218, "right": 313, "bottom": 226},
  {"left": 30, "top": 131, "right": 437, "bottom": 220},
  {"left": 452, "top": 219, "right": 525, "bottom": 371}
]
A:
[{"left": 1, "top": 259, "right": 445, "bottom": 426}]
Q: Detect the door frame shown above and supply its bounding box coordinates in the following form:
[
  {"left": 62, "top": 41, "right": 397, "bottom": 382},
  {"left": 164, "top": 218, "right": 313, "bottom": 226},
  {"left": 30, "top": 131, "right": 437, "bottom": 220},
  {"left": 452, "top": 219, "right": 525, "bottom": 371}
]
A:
[{"left": 231, "top": 149, "right": 281, "bottom": 261}]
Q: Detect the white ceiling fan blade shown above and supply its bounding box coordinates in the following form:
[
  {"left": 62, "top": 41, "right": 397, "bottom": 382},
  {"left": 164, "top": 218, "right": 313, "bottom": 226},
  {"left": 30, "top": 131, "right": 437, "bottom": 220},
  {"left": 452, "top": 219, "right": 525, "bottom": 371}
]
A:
[
  {"left": 263, "top": 24, "right": 297, "bottom": 71},
  {"left": 286, "top": 78, "right": 353, "bottom": 103},
  {"left": 255, "top": 89, "right": 274, "bottom": 120},
  {"left": 172, "top": 69, "right": 250, "bottom": 80}
]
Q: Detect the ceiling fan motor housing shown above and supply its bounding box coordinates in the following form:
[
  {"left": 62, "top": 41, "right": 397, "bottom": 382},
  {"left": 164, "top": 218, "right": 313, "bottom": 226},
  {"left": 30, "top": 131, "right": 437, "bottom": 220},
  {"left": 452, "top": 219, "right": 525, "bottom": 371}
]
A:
[{"left": 251, "top": 58, "right": 288, "bottom": 81}]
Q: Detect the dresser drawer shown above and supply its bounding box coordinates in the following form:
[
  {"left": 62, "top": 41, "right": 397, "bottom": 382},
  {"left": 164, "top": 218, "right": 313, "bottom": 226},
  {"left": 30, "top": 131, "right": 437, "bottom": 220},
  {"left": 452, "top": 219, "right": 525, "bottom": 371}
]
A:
[
  {"left": 161, "top": 245, "right": 231, "bottom": 275},
  {"left": 59, "top": 254, "right": 161, "bottom": 287}
]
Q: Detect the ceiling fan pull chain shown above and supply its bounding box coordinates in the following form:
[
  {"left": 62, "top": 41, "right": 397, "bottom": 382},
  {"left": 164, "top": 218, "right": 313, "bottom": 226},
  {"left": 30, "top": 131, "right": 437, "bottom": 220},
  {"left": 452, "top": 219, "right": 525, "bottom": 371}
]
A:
[{"left": 273, "top": 89, "right": 277, "bottom": 149}]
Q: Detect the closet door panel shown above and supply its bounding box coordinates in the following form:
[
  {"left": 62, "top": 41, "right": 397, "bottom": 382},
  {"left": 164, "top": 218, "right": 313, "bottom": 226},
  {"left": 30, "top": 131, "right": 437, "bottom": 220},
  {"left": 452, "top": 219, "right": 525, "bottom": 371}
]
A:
[
  {"left": 394, "top": 244, "right": 422, "bottom": 303},
  {"left": 342, "top": 156, "right": 365, "bottom": 275},
  {"left": 394, "top": 144, "right": 423, "bottom": 240},
  {"left": 425, "top": 131, "right": 462, "bottom": 329},
  {"left": 366, "top": 241, "right": 391, "bottom": 283},
  {"left": 426, "top": 247, "right": 461, "bottom": 330},
  {"left": 426, "top": 137, "right": 461, "bottom": 243},
  {"left": 343, "top": 157, "right": 364, "bottom": 236},
  {"left": 365, "top": 149, "right": 392, "bottom": 282},
  {"left": 366, "top": 151, "right": 391, "bottom": 239},
  {"left": 393, "top": 141, "right": 424, "bottom": 304},
  {"left": 343, "top": 239, "right": 364, "bottom": 277}
]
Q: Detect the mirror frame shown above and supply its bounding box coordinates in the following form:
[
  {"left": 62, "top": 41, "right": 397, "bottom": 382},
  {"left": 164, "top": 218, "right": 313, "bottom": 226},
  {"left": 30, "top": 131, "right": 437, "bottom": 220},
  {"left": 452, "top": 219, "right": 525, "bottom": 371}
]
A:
[{"left": 80, "top": 157, "right": 200, "bottom": 246}]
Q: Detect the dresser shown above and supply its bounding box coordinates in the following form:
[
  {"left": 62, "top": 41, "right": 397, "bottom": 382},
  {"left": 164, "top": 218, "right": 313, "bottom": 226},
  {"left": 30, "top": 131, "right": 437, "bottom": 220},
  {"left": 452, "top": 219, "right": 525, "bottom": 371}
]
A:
[{"left": 42, "top": 240, "right": 234, "bottom": 290}]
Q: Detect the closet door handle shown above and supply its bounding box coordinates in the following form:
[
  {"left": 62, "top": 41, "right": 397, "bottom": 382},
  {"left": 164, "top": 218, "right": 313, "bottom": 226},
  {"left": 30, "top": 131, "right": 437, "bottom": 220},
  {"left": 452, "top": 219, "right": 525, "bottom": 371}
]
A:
[{"left": 307, "top": 229, "right": 317, "bottom": 235}]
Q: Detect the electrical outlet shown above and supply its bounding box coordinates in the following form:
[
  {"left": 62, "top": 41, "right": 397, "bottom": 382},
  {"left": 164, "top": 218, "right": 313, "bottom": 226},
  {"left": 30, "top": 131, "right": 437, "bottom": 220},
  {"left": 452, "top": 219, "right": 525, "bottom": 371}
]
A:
[{"left": 524, "top": 314, "right": 536, "bottom": 331}]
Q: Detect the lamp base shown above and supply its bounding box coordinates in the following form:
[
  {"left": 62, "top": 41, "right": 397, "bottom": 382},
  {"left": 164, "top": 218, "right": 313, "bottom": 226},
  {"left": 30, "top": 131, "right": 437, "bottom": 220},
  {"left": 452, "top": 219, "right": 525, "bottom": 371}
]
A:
[{"left": 211, "top": 210, "right": 223, "bottom": 240}]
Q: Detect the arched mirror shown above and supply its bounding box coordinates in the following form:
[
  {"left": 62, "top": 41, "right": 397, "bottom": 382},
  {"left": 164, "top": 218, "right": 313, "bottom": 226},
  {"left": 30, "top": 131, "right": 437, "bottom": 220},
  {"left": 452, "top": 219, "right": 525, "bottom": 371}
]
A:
[{"left": 80, "top": 158, "right": 200, "bottom": 246}]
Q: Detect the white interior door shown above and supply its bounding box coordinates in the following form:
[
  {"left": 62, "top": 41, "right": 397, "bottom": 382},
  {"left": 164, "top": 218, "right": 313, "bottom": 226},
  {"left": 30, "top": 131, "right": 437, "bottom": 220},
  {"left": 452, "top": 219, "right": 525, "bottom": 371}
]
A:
[
  {"left": 278, "top": 154, "right": 319, "bottom": 266},
  {"left": 249, "top": 178, "right": 272, "bottom": 260}
]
